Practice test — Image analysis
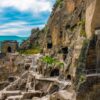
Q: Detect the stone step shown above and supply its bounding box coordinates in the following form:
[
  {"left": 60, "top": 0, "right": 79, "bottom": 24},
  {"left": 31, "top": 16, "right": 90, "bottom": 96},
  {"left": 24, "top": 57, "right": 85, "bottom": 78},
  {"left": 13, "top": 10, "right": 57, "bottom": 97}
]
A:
[
  {"left": 22, "top": 90, "right": 42, "bottom": 99},
  {"left": 6, "top": 95, "right": 23, "bottom": 100},
  {"left": 1, "top": 90, "right": 21, "bottom": 98}
]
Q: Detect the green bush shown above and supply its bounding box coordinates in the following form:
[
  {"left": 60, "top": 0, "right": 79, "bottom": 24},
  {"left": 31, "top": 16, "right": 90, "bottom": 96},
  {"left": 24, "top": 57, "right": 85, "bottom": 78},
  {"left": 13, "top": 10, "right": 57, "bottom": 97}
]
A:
[
  {"left": 41, "top": 56, "right": 64, "bottom": 68},
  {"left": 41, "top": 56, "right": 56, "bottom": 65},
  {"left": 56, "top": 0, "right": 63, "bottom": 7}
]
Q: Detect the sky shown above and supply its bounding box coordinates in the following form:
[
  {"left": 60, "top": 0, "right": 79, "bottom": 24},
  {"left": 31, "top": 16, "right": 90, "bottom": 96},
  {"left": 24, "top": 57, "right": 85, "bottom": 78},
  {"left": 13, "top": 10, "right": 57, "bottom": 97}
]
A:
[{"left": 0, "top": 0, "right": 55, "bottom": 37}]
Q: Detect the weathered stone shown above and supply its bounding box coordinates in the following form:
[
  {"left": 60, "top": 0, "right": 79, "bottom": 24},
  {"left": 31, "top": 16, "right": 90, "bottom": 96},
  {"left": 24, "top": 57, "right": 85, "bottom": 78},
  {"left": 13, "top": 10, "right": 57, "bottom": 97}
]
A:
[{"left": 1, "top": 41, "right": 18, "bottom": 53}]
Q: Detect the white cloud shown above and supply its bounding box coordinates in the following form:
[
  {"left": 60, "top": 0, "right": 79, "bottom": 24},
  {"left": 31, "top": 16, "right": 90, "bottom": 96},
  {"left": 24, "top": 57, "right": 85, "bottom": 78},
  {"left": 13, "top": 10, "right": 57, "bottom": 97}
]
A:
[
  {"left": 0, "top": 0, "right": 55, "bottom": 36},
  {"left": 0, "top": 0, "right": 53, "bottom": 14},
  {"left": 0, "top": 21, "right": 44, "bottom": 36}
]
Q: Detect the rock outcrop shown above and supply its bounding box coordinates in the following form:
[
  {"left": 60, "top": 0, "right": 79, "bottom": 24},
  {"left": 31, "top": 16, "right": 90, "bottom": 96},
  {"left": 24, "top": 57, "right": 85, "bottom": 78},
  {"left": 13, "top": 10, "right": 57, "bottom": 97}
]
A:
[{"left": 17, "top": 0, "right": 100, "bottom": 100}]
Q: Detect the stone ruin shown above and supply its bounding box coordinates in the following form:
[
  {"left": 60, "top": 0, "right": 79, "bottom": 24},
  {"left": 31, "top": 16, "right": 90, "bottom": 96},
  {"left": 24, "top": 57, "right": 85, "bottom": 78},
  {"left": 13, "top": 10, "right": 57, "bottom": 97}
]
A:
[
  {"left": 0, "top": 41, "right": 18, "bottom": 54},
  {"left": 0, "top": 53, "right": 74, "bottom": 100}
]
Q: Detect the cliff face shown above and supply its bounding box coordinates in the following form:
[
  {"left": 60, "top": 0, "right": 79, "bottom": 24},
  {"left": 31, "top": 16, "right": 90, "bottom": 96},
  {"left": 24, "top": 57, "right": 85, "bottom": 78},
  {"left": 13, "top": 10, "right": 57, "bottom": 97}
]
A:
[
  {"left": 20, "top": 28, "right": 44, "bottom": 50},
  {"left": 42, "top": 0, "right": 100, "bottom": 99},
  {"left": 43, "top": 0, "right": 86, "bottom": 78},
  {"left": 46, "top": 0, "right": 85, "bottom": 47},
  {"left": 20, "top": 0, "right": 100, "bottom": 99}
]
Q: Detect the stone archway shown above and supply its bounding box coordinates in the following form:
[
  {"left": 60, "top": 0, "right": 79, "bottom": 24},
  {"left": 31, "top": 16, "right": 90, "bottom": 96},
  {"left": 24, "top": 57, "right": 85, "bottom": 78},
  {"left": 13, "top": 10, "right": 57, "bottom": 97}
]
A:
[{"left": 7, "top": 46, "right": 12, "bottom": 53}]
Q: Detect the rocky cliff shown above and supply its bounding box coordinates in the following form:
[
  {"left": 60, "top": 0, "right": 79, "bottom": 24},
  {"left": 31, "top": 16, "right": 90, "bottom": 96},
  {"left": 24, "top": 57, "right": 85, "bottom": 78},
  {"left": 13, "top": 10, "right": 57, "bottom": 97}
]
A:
[{"left": 20, "top": 0, "right": 100, "bottom": 99}]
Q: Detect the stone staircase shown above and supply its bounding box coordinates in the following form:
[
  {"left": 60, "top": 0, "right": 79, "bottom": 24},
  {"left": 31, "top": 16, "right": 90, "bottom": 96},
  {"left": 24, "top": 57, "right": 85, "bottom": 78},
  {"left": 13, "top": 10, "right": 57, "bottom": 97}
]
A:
[
  {"left": 6, "top": 95, "right": 23, "bottom": 100},
  {"left": 86, "top": 37, "right": 97, "bottom": 70}
]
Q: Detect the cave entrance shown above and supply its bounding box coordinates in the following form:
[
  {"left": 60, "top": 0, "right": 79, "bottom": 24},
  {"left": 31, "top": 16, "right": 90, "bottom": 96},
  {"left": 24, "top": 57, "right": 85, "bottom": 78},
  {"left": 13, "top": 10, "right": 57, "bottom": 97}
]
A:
[
  {"left": 62, "top": 47, "right": 68, "bottom": 54},
  {"left": 50, "top": 68, "right": 59, "bottom": 77},
  {"left": 61, "top": 47, "right": 68, "bottom": 60},
  {"left": 47, "top": 42, "right": 52, "bottom": 49},
  {"left": 59, "top": 31, "right": 63, "bottom": 38},
  {"left": 7, "top": 46, "right": 12, "bottom": 53},
  {"left": 67, "top": 74, "right": 71, "bottom": 80},
  {"left": 25, "top": 64, "right": 30, "bottom": 70}
]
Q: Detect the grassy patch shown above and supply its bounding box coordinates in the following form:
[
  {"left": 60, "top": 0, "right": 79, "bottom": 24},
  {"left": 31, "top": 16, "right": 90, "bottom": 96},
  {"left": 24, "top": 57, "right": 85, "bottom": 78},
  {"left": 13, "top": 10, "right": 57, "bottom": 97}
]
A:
[
  {"left": 19, "top": 47, "right": 41, "bottom": 55},
  {"left": 77, "top": 19, "right": 86, "bottom": 37}
]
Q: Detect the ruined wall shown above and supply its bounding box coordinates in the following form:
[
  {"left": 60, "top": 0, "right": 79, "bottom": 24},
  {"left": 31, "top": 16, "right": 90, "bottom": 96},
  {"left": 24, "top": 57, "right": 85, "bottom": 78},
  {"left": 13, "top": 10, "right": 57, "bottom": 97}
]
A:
[{"left": 1, "top": 41, "right": 18, "bottom": 53}]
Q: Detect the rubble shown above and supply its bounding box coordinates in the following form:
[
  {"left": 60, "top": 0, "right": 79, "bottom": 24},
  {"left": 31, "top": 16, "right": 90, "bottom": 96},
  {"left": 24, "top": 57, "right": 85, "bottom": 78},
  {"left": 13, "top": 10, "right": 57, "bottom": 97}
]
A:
[{"left": 0, "top": 53, "right": 73, "bottom": 100}]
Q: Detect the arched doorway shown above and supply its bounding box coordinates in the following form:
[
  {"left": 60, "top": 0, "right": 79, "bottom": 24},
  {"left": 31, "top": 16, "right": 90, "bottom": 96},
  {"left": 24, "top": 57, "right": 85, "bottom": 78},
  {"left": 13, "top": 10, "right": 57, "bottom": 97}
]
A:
[{"left": 7, "top": 46, "right": 12, "bottom": 53}]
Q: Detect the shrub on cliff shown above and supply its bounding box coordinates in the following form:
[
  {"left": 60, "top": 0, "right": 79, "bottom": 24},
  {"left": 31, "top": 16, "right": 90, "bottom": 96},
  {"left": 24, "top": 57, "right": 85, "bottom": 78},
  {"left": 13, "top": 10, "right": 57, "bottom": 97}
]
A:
[
  {"left": 56, "top": 0, "right": 63, "bottom": 7},
  {"left": 41, "top": 56, "right": 64, "bottom": 68}
]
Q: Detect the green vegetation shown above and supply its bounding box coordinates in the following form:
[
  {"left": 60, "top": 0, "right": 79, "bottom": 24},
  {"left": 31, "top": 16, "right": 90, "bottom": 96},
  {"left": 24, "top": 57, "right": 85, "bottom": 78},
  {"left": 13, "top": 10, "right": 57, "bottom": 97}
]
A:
[
  {"left": 80, "top": 29, "right": 86, "bottom": 37},
  {"left": 79, "top": 74, "right": 86, "bottom": 84},
  {"left": 41, "top": 56, "right": 56, "bottom": 65},
  {"left": 19, "top": 47, "right": 41, "bottom": 55},
  {"left": 56, "top": 0, "right": 63, "bottom": 7},
  {"left": 77, "top": 20, "right": 85, "bottom": 26},
  {"left": 41, "top": 55, "right": 64, "bottom": 68},
  {"left": 77, "top": 19, "right": 86, "bottom": 37},
  {"left": 55, "top": 61, "right": 64, "bottom": 68}
]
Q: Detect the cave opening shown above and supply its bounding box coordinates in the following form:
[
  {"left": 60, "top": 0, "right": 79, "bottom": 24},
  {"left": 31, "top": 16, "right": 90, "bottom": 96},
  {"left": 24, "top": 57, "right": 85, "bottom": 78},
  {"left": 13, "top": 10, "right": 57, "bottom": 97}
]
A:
[
  {"left": 59, "top": 31, "right": 63, "bottom": 38},
  {"left": 61, "top": 47, "right": 68, "bottom": 60},
  {"left": 47, "top": 42, "right": 52, "bottom": 49},
  {"left": 7, "top": 46, "right": 12, "bottom": 53},
  {"left": 65, "top": 24, "right": 70, "bottom": 30},
  {"left": 50, "top": 68, "right": 59, "bottom": 77},
  {"left": 62, "top": 47, "right": 68, "bottom": 54},
  {"left": 8, "top": 76, "right": 15, "bottom": 82},
  {"left": 25, "top": 64, "right": 30, "bottom": 70},
  {"left": 67, "top": 74, "right": 71, "bottom": 80}
]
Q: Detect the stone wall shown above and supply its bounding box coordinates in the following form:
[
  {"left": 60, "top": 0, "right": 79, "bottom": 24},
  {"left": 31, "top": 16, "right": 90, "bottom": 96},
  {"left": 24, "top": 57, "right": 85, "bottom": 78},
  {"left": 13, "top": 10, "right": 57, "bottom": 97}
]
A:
[{"left": 1, "top": 41, "right": 18, "bottom": 53}]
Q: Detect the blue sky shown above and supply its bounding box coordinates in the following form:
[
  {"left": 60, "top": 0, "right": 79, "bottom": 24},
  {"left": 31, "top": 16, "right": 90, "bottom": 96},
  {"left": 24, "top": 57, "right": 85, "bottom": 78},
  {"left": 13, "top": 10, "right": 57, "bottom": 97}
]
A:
[{"left": 0, "top": 0, "right": 55, "bottom": 37}]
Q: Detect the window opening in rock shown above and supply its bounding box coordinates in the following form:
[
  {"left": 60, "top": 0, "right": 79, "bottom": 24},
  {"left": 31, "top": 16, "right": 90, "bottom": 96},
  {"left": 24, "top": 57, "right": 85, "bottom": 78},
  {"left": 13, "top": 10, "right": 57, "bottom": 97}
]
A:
[
  {"left": 7, "top": 46, "right": 12, "bottom": 53},
  {"left": 67, "top": 74, "right": 71, "bottom": 80},
  {"left": 62, "top": 47, "right": 68, "bottom": 54},
  {"left": 59, "top": 31, "right": 63, "bottom": 38},
  {"left": 65, "top": 24, "right": 70, "bottom": 30},
  {"left": 50, "top": 68, "right": 59, "bottom": 77},
  {"left": 8, "top": 76, "right": 15, "bottom": 82},
  {"left": 47, "top": 42, "right": 52, "bottom": 49},
  {"left": 25, "top": 64, "right": 30, "bottom": 70}
]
